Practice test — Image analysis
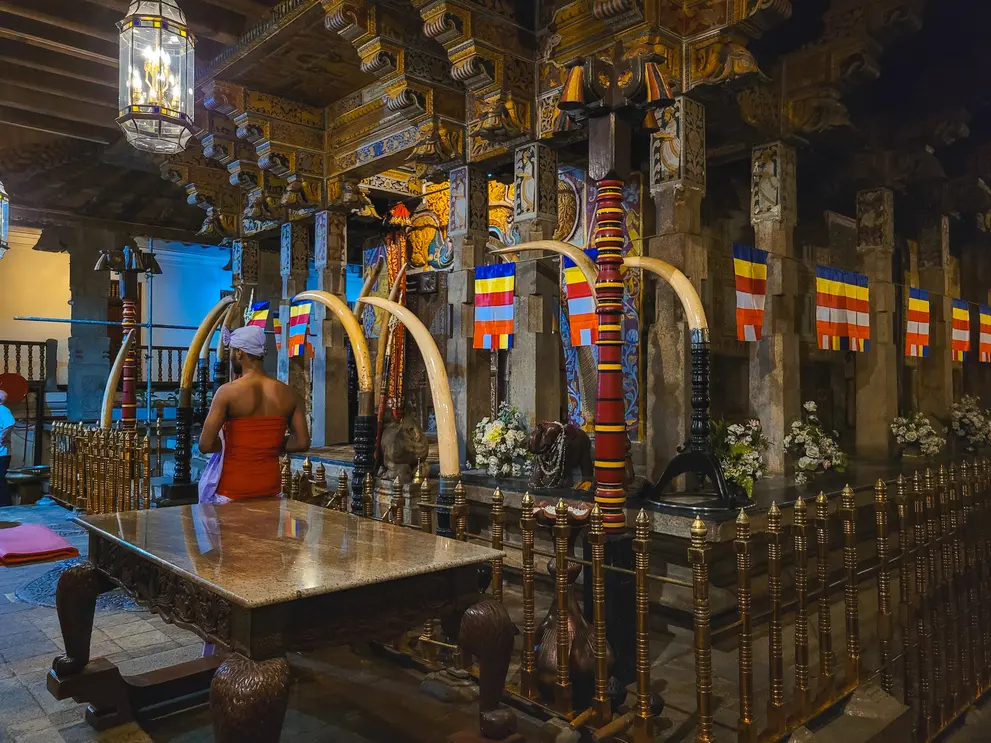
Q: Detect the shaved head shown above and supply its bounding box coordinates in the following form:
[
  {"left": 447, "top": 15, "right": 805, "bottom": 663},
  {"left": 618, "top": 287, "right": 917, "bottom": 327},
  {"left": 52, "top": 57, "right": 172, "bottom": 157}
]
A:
[{"left": 0, "top": 391, "right": 6, "bottom": 404}]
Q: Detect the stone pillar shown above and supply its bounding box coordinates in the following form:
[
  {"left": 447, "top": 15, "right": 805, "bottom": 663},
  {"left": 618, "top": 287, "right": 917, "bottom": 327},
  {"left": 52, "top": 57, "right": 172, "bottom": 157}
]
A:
[
  {"left": 645, "top": 96, "right": 706, "bottom": 482},
  {"left": 855, "top": 188, "right": 898, "bottom": 458},
  {"left": 278, "top": 222, "right": 312, "bottom": 427},
  {"left": 66, "top": 229, "right": 112, "bottom": 422},
  {"left": 749, "top": 142, "right": 800, "bottom": 473},
  {"left": 310, "top": 211, "right": 349, "bottom": 447},
  {"left": 918, "top": 215, "right": 954, "bottom": 418},
  {"left": 509, "top": 142, "right": 560, "bottom": 427},
  {"left": 447, "top": 164, "right": 492, "bottom": 465}
]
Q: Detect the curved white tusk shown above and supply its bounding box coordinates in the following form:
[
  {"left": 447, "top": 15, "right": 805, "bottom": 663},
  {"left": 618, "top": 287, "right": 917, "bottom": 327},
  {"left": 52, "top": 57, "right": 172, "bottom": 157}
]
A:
[
  {"left": 101, "top": 329, "right": 136, "bottom": 430},
  {"left": 624, "top": 256, "right": 708, "bottom": 331},
  {"left": 489, "top": 239, "right": 598, "bottom": 305}
]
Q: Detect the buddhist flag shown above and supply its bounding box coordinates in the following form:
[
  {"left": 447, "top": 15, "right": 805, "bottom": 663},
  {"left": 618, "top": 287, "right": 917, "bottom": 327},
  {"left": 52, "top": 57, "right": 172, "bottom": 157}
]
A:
[
  {"left": 732, "top": 244, "right": 767, "bottom": 342},
  {"left": 247, "top": 301, "right": 270, "bottom": 329},
  {"left": 815, "top": 265, "right": 870, "bottom": 352},
  {"left": 952, "top": 299, "right": 971, "bottom": 362},
  {"left": 905, "top": 288, "right": 930, "bottom": 358},
  {"left": 980, "top": 306, "right": 991, "bottom": 363},
  {"left": 474, "top": 263, "right": 515, "bottom": 350},
  {"left": 273, "top": 317, "right": 282, "bottom": 352},
  {"left": 564, "top": 249, "right": 598, "bottom": 347},
  {"left": 288, "top": 302, "right": 312, "bottom": 358}
]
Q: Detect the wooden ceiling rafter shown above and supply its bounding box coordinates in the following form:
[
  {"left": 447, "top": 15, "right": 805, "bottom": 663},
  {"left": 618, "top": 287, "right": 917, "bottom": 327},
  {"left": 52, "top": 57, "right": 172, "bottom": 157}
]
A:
[
  {"left": 0, "top": 53, "right": 117, "bottom": 89},
  {"left": 0, "top": 2, "right": 119, "bottom": 44},
  {"left": 0, "top": 84, "right": 119, "bottom": 130},
  {"left": 0, "top": 107, "right": 113, "bottom": 143},
  {"left": 10, "top": 204, "right": 203, "bottom": 242},
  {"left": 0, "top": 28, "right": 117, "bottom": 67},
  {"left": 0, "top": 70, "right": 116, "bottom": 109}
]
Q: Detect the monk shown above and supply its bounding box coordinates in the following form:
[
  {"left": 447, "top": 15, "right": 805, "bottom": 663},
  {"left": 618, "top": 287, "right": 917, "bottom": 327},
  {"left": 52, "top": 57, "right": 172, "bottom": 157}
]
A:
[{"left": 198, "top": 325, "right": 310, "bottom": 500}]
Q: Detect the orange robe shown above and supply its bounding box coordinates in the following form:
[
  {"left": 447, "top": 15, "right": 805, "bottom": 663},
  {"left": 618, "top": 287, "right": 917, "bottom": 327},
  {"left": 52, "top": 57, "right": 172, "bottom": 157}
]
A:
[{"left": 216, "top": 417, "right": 288, "bottom": 500}]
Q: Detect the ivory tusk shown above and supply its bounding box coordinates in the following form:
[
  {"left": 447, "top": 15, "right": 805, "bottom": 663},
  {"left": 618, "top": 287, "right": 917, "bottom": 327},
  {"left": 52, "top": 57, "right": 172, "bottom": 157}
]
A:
[
  {"left": 360, "top": 256, "right": 385, "bottom": 300},
  {"left": 624, "top": 256, "right": 708, "bottom": 331},
  {"left": 489, "top": 240, "right": 598, "bottom": 305},
  {"left": 358, "top": 296, "right": 459, "bottom": 479},
  {"left": 101, "top": 329, "right": 136, "bottom": 430},
  {"left": 180, "top": 296, "right": 236, "bottom": 405},
  {"left": 486, "top": 236, "right": 518, "bottom": 262},
  {"left": 204, "top": 305, "right": 235, "bottom": 361},
  {"left": 374, "top": 263, "right": 409, "bottom": 395},
  {"left": 293, "top": 290, "right": 373, "bottom": 396}
]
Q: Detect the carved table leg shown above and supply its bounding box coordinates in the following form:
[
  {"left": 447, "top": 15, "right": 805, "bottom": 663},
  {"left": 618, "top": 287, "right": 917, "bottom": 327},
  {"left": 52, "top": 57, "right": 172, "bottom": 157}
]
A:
[
  {"left": 454, "top": 599, "right": 523, "bottom": 742},
  {"left": 211, "top": 654, "right": 291, "bottom": 743},
  {"left": 53, "top": 562, "right": 106, "bottom": 676}
]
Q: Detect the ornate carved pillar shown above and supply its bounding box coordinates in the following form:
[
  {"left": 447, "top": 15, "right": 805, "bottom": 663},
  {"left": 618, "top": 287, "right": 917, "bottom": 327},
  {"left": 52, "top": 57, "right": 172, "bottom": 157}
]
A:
[
  {"left": 645, "top": 96, "right": 707, "bottom": 482},
  {"left": 310, "top": 211, "right": 349, "bottom": 448},
  {"left": 855, "top": 188, "right": 898, "bottom": 458},
  {"left": 278, "top": 222, "right": 312, "bottom": 431},
  {"left": 918, "top": 214, "right": 954, "bottom": 419},
  {"left": 749, "top": 142, "right": 799, "bottom": 473},
  {"left": 509, "top": 142, "right": 560, "bottom": 427}
]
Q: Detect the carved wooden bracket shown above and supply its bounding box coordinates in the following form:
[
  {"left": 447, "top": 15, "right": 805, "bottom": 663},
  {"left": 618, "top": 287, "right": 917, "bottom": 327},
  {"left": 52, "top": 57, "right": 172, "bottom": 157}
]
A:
[{"left": 160, "top": 145, "right": 242, "bottom": 240}]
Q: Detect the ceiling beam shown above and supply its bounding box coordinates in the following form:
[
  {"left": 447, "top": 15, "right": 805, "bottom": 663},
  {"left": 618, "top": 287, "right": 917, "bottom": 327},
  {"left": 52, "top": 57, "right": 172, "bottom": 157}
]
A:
[
  {"left": 0, "top": 28, "right": 117, "bottom": 67},
  {"left": 79, "top": 0, "right": 243, "bottom": 45},
  {"left": 0, "top": 53, "right": 117, "bottom": 88},
  {"left": 199, "top": 0, "right": 271, "bottom": 19},
  {"left": 0, "top": 68, "right": 116, "bottom": 109},
  {"left": 10, "top": 204, "right": 204, "bottom": 243},
  {"left": 0, "top": 106, "right": 113, "bottom": 144},
  {"left": 0, "top": 84, "right": 118, "bottom": 129},
  {"left": 0, "top": 3, "right": 118, "bottom": 44}
]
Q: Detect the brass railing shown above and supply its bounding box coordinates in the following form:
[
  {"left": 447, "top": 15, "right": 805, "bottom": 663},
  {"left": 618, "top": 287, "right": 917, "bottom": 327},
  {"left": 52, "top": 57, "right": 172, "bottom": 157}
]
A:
[
  {"left": 50, "top": 421, "right": 153, "bottom": 514},
  {"left": 283, "top": 458, "right": 991, "bottom": 742}
]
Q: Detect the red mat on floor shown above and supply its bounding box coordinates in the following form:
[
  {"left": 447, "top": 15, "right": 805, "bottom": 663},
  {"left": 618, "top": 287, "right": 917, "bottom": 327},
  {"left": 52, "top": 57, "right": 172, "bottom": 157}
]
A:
[{"left": 0, "top": 524, "right": 79, "bottom": 566}]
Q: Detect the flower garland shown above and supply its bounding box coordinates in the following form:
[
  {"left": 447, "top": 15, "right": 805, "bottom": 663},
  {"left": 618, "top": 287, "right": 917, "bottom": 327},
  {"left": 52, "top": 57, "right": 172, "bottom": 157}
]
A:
[
  {"left": 890, "top": 412, "right": 946, "bottom": 457},
  {"left": 949, "top": 395, "right": 991, "bottom": 452},
  {"left": 784, "top": 401, "right": 848, "bottom": 486},
  {"left": 467, "top": 404, "right": 533, "bottom": 478},
  {"left": 712, "top": 418, "right": 768, "bottom": 499}
]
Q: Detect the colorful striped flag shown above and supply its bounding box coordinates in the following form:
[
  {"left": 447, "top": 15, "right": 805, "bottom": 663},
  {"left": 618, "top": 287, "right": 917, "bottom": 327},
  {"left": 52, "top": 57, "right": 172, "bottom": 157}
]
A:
[
  {"left": 247, "top": 301, "right": 270, "bottom": 329},
  {"left": 564, "top": 249, "right": 598, "bottom": 347},
  {"left": 905, "top": 288, "right": 930, "bottom": 358},
  {"left": 288, "top": 302, "right": 312, "bottom": 358},
  {"left": 732, "top": 244, "right": 767, "bottom": 342},
  {"left": 980, "top": 306, "right": 991, "bottom": 363},
  {"left": 473, "top": 263, "right": 516, "bottom": 350},
  {"left": 952, "top": 299, "right": 971, "bottom": 362},
  {"left": 273, "top": 316, "right": 282, "bottom": 352},
  {"left": 815, "top": 265, "right": 870, "bottom": 352}
]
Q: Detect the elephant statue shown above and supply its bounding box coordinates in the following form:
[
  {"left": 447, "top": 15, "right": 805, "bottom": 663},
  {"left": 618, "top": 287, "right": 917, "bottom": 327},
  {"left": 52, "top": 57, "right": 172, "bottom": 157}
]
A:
[
  {"left": 528, "top": 421, "right": 594, "bottom": 491},
  {"left": 378, "top": 415, "right": 429, "bottom": 485}
]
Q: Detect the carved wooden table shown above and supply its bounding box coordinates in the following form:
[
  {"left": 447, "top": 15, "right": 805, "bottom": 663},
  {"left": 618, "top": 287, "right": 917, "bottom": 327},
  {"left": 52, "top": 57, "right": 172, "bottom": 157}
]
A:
[{"left": 47, "top": 499, "right": 507, "bottom": 743}]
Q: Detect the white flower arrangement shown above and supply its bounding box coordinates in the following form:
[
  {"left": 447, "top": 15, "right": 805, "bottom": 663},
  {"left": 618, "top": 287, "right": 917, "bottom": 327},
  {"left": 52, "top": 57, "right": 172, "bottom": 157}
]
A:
[
  {"left": 467, "top": 403, "right": 533, "bottom": 479},
  {"left": 949, "top": 395, "right": 991, "bottom": 452},
  {"left": 890, "top": 412, "right": 946, "bottom": 457},
  {"left": 784, "top": 401, "right": 848, "bottom": 486},
  {"left": 712, "top": 418, "right": 769, "bottom": 499}
]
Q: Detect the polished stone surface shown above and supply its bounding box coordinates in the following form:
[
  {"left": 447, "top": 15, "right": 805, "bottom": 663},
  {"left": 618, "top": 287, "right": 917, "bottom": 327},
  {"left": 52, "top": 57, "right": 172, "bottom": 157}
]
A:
[{"left": 77, "top": 499, "right": 501, "bottom": 609}]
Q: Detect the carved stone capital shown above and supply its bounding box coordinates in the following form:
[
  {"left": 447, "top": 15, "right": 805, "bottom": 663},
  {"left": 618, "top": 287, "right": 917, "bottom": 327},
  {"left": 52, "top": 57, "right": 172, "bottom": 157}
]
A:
[
  {"left": 750, "top": 141, "right": 796, "bottom": 226},
  {"left": 650, "top": 96, "right": 706, "bottom": 198},
  {"left": 856, "top": 188, "right": 894, "bottom": 251}
]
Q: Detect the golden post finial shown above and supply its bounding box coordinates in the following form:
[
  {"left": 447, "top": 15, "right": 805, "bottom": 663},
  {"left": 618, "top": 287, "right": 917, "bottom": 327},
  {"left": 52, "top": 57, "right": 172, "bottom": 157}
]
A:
[
  {"left": 792, "top": 496, "right": 811, "bottom": 719},
  {"left": 419, "top": 477, "right": 433, "bottom": 533},
  {"left": 633, "top": 508, "right": 653, "bottom": 741},
  {"left": 552, "top": 497, "right": 573, "bottom": 713},
  {"left": 815, "top": 491, "right": 835, "bottom": 693},
  {"left": 362, "top": 474, "right": 374, "bottom": 518},
  {"left": 874, "top": 479, "right": 893, "bottom": 694},
  {"left": 840, "top": 485, "right": 861, "bottom": 687},
  {"left": 315, "top": 463, "right": 326, "bottom": 487},
  {"left": 736, "top": 507, "right": 755, "bottom": 742},
  {"left": 764, "top": 502, "right": 785, "bottom": 736},
  {"left": 588, "top": 502, "right": 610, "bottom": 725},
  {"left": 453, "top": 479, "right": 468, "bottom": 541}
]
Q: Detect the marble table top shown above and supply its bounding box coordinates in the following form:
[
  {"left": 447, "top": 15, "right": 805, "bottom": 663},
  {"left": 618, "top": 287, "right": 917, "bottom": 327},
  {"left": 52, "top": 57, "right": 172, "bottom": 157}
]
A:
[{"left": 76, "top": 499, "right": 501, "bottom": 609}]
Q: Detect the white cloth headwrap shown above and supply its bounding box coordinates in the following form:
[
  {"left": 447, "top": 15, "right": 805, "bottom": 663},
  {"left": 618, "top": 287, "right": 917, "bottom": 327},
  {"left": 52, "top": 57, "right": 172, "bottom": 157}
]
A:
[{"left": 227, "top": 325, "right": 267, "bottom": 356}]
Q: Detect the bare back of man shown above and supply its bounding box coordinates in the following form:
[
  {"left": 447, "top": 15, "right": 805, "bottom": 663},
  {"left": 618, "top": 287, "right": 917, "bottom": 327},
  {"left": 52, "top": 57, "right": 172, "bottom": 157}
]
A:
[{"left": 198, "top": 326, "right": 310, "bottom": 500}]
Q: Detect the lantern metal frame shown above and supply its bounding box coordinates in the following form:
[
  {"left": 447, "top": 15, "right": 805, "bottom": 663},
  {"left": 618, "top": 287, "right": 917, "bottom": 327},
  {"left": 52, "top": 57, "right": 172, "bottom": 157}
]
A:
[{"left": 117, "top": 0, "right": 196, "bottom": 154}]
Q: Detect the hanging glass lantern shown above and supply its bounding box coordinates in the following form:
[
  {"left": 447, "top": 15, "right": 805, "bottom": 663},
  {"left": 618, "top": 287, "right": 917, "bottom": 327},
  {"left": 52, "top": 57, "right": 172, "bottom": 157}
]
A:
[
  {"left": 117, "top": 0, "right": 195, "bottom": 154},
  {"left": 0, "top": 180, "right": 9, "bottom": 258}
]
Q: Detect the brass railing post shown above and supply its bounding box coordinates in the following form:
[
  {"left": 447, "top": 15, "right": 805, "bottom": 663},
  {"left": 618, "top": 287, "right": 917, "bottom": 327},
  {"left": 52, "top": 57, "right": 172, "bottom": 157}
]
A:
[
  {"left": 553, "top": 499, "right": 573, "bottom": 713},
  {"left": 980, "top": 460, "right": 991, "bottom": 690},
  {"left": 923, "top": 468, "right": 940, "bottom": 735},
  {"left": 588, "top": 503, "right": 611, "bottom": 725},
  {"left": 764, "top": 502, "right": 786, "bottom": 736},
  {"left": 280, "top": 457, "right": 291, "bottom": 498},
  {"left": 419, "top": 478, "right": 434, "bottom": 533},
  {"left": 394, "top": 473, "right": 405, "bottom": 526},
  {"left": 490, "top": 487, "right": 505, "bottom": 602},
  {"left": 454, "top": 479, "right": 468, "bottom": 541},
  {"left": 895, "top": 475, "right": 918, "bottom": 727},
  {"left": 362, "top": 474, "right": 374, "bottom": 517},
  {"left": 975, "top": 460, "right": 990, "bottom": 692},
  {"left": 632, "top": 509, "right": 653, "bottom": 743},
  {"left": 142, "top": 435, "right": 152, "bottom": 510},
  {"left": 735, "top": 509, "right": 755, "bottom": 743},
  {"left": 936, "top": 465, "right": 953, "bottom": 722},
  {"left": 954, "top": 463, "right": 972, "bottom": 704},
  {"left": 947, "top": 464, "right": 963, "bottom": 712},
  {"left": 962, "top": 461, "right": 980, "bottom": 701},
  {"left": 840, "top": 485, "right": 861, "bottom": 687},
  {"left": 793, "top": 496, "right": 812, "bottom": 720},
  {"left": 816, "top": 491, "right": 835, "bottom": 698},
  {"left": 689, "top": 517, "right": 713, "bottom": 743},
  {"left": 520, "top": 492, "right": 537, "bottom": 699},
  {"left": 874, "top": 479, "right": 893, "bottom": 695}
]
